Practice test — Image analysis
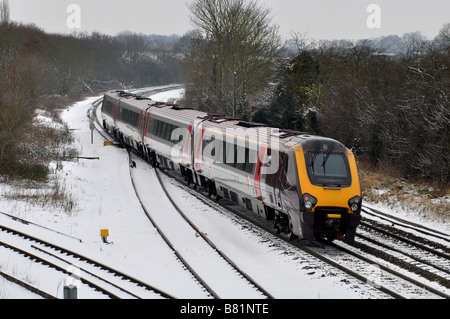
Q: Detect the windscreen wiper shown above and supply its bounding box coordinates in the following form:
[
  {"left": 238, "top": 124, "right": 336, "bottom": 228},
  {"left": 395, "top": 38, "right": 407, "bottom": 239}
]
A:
[
  {"left": 310, "top": 144, "right": 321, "bottom": 175},
  {"left": 321, "top": 145, "right": 335, "bottom": 174}
]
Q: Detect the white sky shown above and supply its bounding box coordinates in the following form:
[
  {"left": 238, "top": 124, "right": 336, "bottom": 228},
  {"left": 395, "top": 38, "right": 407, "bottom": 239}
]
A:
[{"left": 8, "top": 0, "right": 450, "bottom": 40}]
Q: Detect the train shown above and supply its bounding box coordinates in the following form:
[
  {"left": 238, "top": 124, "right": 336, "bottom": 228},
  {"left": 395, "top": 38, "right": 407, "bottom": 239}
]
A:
[{"left": 100, "top": 90, "right": 362, "bottom": 242}]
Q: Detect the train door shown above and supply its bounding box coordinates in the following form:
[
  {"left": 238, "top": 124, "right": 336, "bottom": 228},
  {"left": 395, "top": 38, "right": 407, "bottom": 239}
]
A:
[
  {"left": 275, "top": 151, "right": 302, "bottom": 237},
  {"left": 192, "top": 119, "right": 208, "bottom": 173},
  {"left": 182, "top": 123, "right": 193, "bottom": 167},
  {"left": 277, "top": 152, "right": 300, "bottom": 211},
  {"left": 254, "top": 145, "right": 267, "bottom": 200},
  {"left": 259, "top": 147, "right": 281, "bottom": 209},
  {"left": 137, "top": 110, "right": 145, "bottom": 144}
]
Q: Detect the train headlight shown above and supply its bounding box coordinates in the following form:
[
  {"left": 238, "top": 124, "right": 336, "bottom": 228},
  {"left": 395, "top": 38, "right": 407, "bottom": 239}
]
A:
[
  {"left": 303, "top": 194, "right": 317, "bottom": 211},
  {"left": 348, "top": 196, "right": 362, "bottom": 213}
]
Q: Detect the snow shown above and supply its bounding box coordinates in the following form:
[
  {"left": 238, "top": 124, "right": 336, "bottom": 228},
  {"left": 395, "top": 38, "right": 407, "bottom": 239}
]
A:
[
  {"left": 150, "top": 88, "right": 185, "bottom": 104},
  {"left": 363, "top": 201, "right": 450, "bottom": 236},
  {"left": 0, "top": 88, "right": 448, "bottom": 299}
]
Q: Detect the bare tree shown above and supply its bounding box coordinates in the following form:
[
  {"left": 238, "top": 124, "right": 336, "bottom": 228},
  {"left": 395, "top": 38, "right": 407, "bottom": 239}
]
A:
[
  {"left": 437, "top": 23, "right": 450, "bottom": 48},
  {"left": 116, "top": 31, "right": 150, "bottom": 65},
  {"left": 0, "top": 0, "right": 10, "bottom": 24},
  {"left": 187, "top": 0, "right": 281, "bottom": 117}
]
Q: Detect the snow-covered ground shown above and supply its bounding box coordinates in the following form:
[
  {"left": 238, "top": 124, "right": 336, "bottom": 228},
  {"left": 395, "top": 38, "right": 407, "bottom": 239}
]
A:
[{"left": 0, "top": 88, "right": 448, "bottom": 299}]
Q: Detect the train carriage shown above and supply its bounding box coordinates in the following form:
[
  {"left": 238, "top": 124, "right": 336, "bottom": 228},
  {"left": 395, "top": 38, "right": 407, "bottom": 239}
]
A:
[{"left": 101, "top": 91, "right": 362, "bottom": 242}]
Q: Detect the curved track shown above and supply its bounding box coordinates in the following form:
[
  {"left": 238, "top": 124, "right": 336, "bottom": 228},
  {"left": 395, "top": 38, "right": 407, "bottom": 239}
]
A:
[
  {"left": 128, "top": 151, "right": 273, "bottom": 299},
  {"left": 92, "top": 87, "right": 449, "bottom": 299},
  {"left": 158, "top": 167, "right": 450, "bottom": 299},
  {"left": 92, "top": 91, "right": 271, "bottom": 299},
  {"left": 0, "top": 224, "right": 175, "bottom": 299}
]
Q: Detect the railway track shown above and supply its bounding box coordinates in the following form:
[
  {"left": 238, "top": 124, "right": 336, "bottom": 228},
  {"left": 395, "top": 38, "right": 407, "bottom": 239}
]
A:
[
  {"left": 127, "top": 151, "right": 273, "bottom": 299},
  {"left": 361, "top": 206, "right": 450, "bottom": 246},
  {"left": 92, "top": 92, "right": 271, "bottom": 299},
  {"left": 91, "top": 86, "right": 449, "bottom": 299},
  {"left": 355, "top": 207, "right": 450, "bottom": 290},
  {"left": 0, "top": 224, "right": 175, "bottom": 299},
  {"left": 0, "top": 270, "right": 57, "bottom": 299},
  {"left": 157, "top": 167, "right": 450, "bottom": 299}
]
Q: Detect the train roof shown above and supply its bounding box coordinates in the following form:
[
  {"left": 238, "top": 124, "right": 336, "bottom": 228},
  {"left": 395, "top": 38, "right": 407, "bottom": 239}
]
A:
[{"left": 104, "top": 91, "right": 347, "bottom": 151}]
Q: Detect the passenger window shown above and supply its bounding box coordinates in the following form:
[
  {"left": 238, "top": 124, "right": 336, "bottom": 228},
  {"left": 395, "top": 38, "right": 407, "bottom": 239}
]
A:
[
  {"left": 280, "top": 154, "right": 295, "bottom": 190},
  {"left": 156, "top": 121, "right": 165, "bottom": 138}
]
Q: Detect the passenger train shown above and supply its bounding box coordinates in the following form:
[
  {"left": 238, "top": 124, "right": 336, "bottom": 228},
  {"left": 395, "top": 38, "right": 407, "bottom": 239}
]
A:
[{"left": 101, "top": 90, "right": 362, "bottom": 242}]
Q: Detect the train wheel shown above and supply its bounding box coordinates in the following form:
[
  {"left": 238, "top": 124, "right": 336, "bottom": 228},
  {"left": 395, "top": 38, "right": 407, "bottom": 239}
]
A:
[
  {"left": 274, "top": 215, "right": 285, "bottom": 234},
  {"left": 274, "top": 216, "right": 282, "bottom": 234},
  {"left": 264, "top": 206, "right": 275, "bottom": 221},
  {"left": 206, "top": 180, "right": 214, "bottom": 197},
  {"left": 286, "top": 215, "right": 295, "bottom": 241},
  {"left": 274, "top": 225, "right": 282, "bottom": 234}
]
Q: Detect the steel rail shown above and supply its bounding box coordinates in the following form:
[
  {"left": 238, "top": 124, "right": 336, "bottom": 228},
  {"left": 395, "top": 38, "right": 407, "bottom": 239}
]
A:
[
  {"left": 153, "top": 165, "right": 275, "bottom": 299},
  {"left": 0, "top": 224, "right": 175, "bottom": 299},
  {"left": 0, "top": 270, "right": 58, "bottom": 299}
]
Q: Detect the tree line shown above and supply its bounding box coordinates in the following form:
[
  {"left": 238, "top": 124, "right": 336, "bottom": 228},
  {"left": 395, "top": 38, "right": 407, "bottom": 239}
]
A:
[
  {"left": 0, "top": 0, "right": 448, "bottom": 188},
  {"left": 181, "top": 0, "right": 449, "bottom": 187},
  {"left": 261, "top": 34, "right": 449, "bottom": 187},
  {"left": 0, "top": 21, "right": 181, "bottom": 180}
]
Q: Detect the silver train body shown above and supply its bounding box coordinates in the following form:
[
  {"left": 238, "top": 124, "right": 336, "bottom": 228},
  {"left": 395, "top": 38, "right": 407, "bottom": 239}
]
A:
[{"left": 101, "top": 91, "right": 362, "bottom": 242}]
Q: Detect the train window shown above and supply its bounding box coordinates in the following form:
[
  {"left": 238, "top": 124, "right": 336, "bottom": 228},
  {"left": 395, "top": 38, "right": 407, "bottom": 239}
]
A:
[
  {"left": 150, "top": 119, "right": 180, "bottom": 144},
  {"left": 283, "top": 155, "right": 296, "bottom": 188},
  {"left": 103, "top": 100, "right": 114, "bottom": 115},
  {"left": 220, "top": 139, "right": 257, "bottom": 174},
  {"left": 147, "top": 118, "right": 154, "bottom": 136},
  {"left": 260, "top": 149, "right": 282, "bottom": 187},
  {"left": 163, "top": 123, "right": 170, "bottom": 141},
  {"left": 153, "top": 119, "right": 160, "bottom": 136},
  {"left": 132, "top": 112, "right": 139, "bottom": 127},
  {"left": 305, "top": 150, "right": 351, "bottom": 187},
  {"left": 151, "top": 119, "right": 157, "bottom": 135},
  {"left": 121, "top": 108, "right": 139, "bottom": 127},
  {"left": 156, "top": 120, "right": 164, "bottom": 138},
  {"left": 161, "top": 122, "right": 168, "bottom": 139},
  {"left": 170, "top": 125, "right": 177, "bottom": 141},
  {"left": 127, "top": 110, "right": 132, "bottom": 124}
]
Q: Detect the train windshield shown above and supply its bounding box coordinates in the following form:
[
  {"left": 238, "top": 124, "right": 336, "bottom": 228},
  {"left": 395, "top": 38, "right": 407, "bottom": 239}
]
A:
[{"left": 305, "top": 150, "right": 351, "bottom": 187}]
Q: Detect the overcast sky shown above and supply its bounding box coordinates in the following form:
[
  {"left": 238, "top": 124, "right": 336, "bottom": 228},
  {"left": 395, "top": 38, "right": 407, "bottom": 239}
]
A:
[{"left": 8, "top": 0, "right": 450, "bottom": 40}]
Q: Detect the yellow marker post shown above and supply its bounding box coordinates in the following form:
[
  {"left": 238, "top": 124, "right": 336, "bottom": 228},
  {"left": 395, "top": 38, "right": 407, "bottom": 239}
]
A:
[{"left": 100, "top": 229, "right": 110, "bottom": 244}]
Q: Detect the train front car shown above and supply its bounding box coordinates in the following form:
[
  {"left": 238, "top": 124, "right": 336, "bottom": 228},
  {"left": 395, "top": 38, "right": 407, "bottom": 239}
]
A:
[{"left": 293, "top": 136, "right": 362, "bottom": 242}]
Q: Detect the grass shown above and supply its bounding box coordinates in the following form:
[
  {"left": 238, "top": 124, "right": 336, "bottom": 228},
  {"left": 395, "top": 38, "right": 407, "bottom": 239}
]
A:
[
  {"left": 1, "top": 171, "right": 78, "bottom": 215},
  {"left": 0, "top": 94, "right": 80, "bottom": 214},
  {"left": 358, "top": 160, "right": 450, "bottom": 224}
]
